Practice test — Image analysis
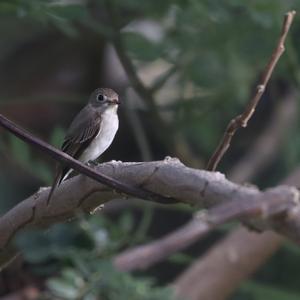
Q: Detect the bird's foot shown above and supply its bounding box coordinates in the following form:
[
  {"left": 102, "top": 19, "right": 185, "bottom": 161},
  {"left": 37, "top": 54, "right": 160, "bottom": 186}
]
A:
[{"left": 87, "top": 160, "right": 99, "bottom": 167}]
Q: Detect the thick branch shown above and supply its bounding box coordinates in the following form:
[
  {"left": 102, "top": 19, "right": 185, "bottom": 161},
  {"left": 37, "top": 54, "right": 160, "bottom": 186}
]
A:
[
  {"left": 114, "top": 10, "right": 297, "bottom": 275},
  {"left": 173, "top": 11, "right": 297, "bottom": 299},
  {"left": 173, "top": 167, "right": 300, "bottom": 300},
  {"left": 0, "top": 113, "right": 174, "bottom": 204},
  {"left": 113, "top": 183, "right": 298, "bottom": 272},
  {"left": 112, "top": 89, "right": 298, "bottom": 272},
  {"left": 207, "top": 10, "right": 296, "bottom": 171},
  {"left": 172, "top": 107, "right": 300, "bottom": 300},
  {"left": 173, "top": 229, "right": 282, "bottom": 300},
  {"left": 1, "top": 158, "right": 253, "bottom": 249},
  {"left": 1, "top": 159, "right": 300, "bottom": 270}
]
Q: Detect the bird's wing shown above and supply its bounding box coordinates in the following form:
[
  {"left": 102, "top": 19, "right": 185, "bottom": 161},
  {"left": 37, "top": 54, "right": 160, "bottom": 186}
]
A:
[
  {"left": 62, "top": 106, "right": 102, "bottom": 155},
  {"left": 47, "top": 106, "right": 102, "bottom": 205},
  {"left": 61, "top": 106, "right": 102, "bottom": 178}
]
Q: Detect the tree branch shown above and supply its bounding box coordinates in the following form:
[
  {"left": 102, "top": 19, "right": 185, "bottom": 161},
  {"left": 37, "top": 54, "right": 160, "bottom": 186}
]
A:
[
  {"left": 229, "top": 89, "right": 298, "bottom": 182},
  {"left": 173, "top": 228, "right": 283, "bottom": 300},
  {"left": 0, "top": 113, "right": 174, "bottom": 204},
  {"left": 207, "top": 10, "right": 296, "bottom": 171},
  {"left": 173, "top": 96, "right": 300, "bottom": 300},
  {"left": 113, "top": 183, "right": 298, "bottom": 272},
  {"left": 173, "top": 167, "right": 300, "bottom": 300},
  {"left": 112, "top": 88, "right": 299, "bottom": 272},
  {"left": 1, "top": 155, "right": 300, "bottom": 270}
]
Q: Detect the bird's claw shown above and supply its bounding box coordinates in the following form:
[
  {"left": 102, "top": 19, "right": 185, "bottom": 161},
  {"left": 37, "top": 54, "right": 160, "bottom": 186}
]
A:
[{"left": 87, "top": 160, "right": 98, "bottom": 167}]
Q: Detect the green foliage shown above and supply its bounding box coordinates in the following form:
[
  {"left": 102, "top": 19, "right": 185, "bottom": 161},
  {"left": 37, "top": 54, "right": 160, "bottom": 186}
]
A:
[
  {"left": 0, "top": 0, "right": 88, "bottom": 36},
  {"left": 15, "top": 214, "right": 176, "bottom": 300},
  {"left": 45, "top": 262, "right": 175, "bottom": 300},
  {"left": 235, "top": 280, "right": 300, "bottom": 300},
  {"left": 2, "top": 1, "right": 300, "bottom": 299}
]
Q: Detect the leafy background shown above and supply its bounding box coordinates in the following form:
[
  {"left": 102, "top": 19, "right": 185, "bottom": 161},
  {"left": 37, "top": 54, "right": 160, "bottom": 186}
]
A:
[{"left": 1, "top": 0, "right": 300, "bottom": 299}]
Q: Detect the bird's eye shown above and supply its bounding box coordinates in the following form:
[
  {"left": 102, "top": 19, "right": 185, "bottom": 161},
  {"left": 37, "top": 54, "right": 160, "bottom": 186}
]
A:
[{"left": 97, "top": 94, "right": 104, "bottom": 101}]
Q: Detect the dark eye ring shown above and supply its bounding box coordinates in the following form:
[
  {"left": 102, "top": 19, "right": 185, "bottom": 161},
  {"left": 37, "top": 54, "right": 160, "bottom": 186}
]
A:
[{"left": 97, "top": 94, "right": 104, "bottom": 101}]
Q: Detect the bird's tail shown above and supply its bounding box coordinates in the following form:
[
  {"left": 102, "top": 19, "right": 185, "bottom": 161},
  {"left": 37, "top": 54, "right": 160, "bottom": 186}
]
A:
[{"left": 46, "top": 169, "right": 63, "bottom": 206}]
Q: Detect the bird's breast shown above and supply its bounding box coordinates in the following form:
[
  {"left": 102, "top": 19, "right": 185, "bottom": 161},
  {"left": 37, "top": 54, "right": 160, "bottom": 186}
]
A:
[{"left": 80, "top": 109, "right": 119, "bottom": 163}]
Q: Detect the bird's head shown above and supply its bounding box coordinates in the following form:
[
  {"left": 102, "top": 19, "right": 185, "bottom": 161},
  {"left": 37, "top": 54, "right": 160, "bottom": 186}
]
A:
[{"left": 90, "top": 88, "right": 120, "bottom": 109}]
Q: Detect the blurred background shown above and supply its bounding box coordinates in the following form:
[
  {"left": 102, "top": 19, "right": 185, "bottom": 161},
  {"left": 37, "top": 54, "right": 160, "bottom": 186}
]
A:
[{"left": 1, "top": 0, "right": 300, "bottom": 299}]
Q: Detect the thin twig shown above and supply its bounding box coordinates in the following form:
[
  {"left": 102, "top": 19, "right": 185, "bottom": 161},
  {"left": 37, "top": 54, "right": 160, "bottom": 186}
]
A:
[
  {"left": 206, "top": 11, "right": 296, "bottom": 171},
  {"left": 229, "top": 89, "right": 297, "bottom": 182},
  {"left": 113, "top": 11, "right": 298, "bottom": 272},
  {"left": 0, "top": 113, "right": 175, "bottom": 204}
]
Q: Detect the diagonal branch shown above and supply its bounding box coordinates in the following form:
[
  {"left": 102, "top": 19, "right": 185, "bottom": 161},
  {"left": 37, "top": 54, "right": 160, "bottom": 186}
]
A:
[
  {"left": 206, "top": 10, "right": 296, "bottom": 171},
  {"left": 113, "top": 185, "right": 297, "bottom": 272},
  {"left": 173, "top": 168, "right": 300, "bottom": 300},
  {"left": 0, "top": 113, "right": 175, "bottom": 204}
]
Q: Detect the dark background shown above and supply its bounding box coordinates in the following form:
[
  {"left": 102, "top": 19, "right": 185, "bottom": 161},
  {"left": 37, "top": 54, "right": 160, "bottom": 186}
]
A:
[{"left": 1, "top": 1, "right": 300, "bottom": 299}]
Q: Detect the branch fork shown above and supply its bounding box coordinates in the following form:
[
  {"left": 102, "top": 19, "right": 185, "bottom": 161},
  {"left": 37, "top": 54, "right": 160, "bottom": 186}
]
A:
[{"left": 207, "top": 10, "right": 296, "bottom": 171}]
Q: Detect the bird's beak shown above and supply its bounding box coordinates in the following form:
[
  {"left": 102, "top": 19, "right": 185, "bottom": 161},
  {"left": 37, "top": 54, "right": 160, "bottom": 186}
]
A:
[{"left": 109, "top": 98, "right": 120, "bottom": 105}]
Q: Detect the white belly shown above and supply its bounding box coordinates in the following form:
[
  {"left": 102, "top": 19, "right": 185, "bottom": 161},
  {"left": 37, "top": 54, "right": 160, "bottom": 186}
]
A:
[{"left": 79, "top": 107, "right": 119, "bottom": 163}]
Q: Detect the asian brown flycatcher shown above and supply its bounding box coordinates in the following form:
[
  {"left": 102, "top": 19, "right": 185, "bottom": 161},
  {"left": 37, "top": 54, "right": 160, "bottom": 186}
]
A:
[{"left": 47, "top": 88, "right": 120, "bottom": 204}]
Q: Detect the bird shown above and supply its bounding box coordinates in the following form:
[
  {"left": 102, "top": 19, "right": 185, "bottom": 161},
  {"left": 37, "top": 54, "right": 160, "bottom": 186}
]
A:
[{"left": 47, "top": 88, "right": 120, "bottom": 205}]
